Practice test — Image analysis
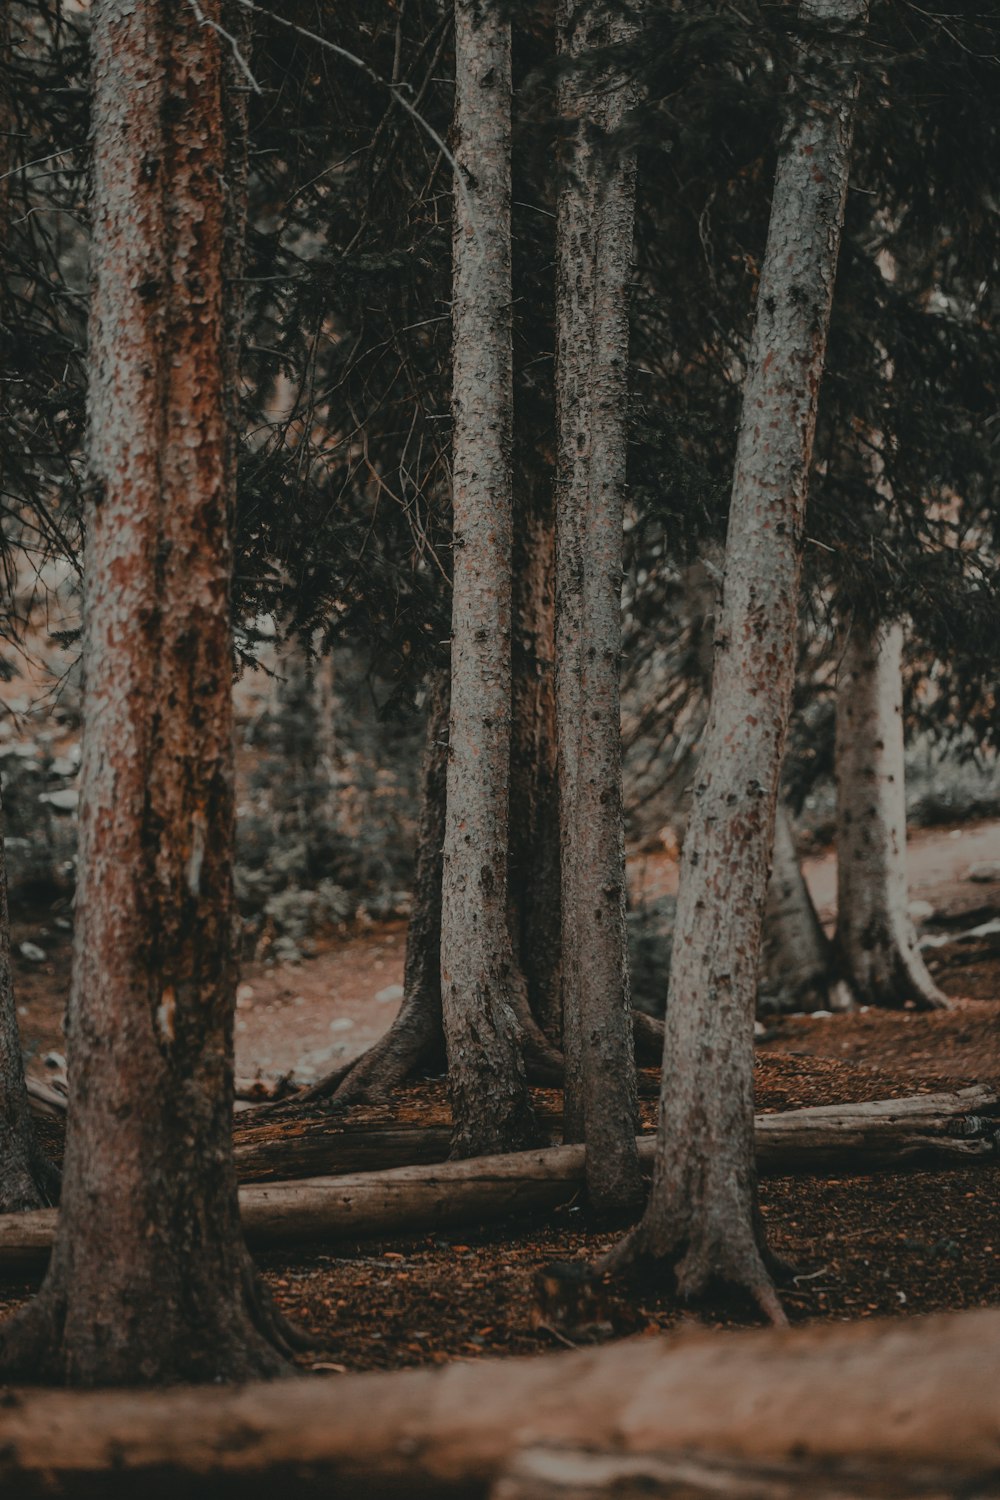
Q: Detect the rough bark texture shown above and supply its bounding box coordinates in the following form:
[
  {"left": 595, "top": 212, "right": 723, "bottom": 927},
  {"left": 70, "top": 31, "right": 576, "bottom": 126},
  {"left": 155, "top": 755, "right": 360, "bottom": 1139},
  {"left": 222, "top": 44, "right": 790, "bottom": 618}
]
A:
[
  {"left": 3, "top": 1086, "right": 997, "bottom": 1270},
  {"left": 0, "top": 1308, "right": 998, "bottom": 1495},
  {"left": 608, "top": 0, "right": 868, "bottom": 1314},
  {"left": 0, "top": 0, "right": 290, "bottom": 1386},
  {"left": 441, "top": 0, "right": 536, "bottom": 1157},
  {"left": 554, "top": 0, "right": 641, "bottom": 1209},
  {"left": 835, "top": 621, "right": 948, "bottom": 1010},
  {"left": 761, "top": 800, "right": 853, "bottom": 1013},
  {"left": 295, "top": 673, "right": 449, "bottom": 1106},
  {"left": 510, "top": 459, "right": 562, "bottom": 1042}
]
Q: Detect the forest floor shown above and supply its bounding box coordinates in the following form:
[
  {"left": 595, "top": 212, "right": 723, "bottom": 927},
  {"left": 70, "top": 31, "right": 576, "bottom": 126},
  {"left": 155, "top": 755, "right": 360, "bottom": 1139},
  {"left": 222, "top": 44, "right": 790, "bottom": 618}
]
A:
[{"left": 4, "top": 818, "right": 1000, "bottom": 1372}]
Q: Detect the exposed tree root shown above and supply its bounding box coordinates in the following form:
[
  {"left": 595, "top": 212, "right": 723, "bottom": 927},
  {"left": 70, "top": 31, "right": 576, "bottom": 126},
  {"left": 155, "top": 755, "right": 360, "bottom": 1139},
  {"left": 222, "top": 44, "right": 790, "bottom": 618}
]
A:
[
  {"left": 240, "top": 1251, "right": 312, "bottom": 1360},
  {"left": 598, "top": 1216, "right": 788, "bottom": 1328},
  {"left": 0, "top": 1266, "right": 299, "bottom": 1387},
  {"left": 292, "top": 987, "right": 443, "bottom": 1109}
]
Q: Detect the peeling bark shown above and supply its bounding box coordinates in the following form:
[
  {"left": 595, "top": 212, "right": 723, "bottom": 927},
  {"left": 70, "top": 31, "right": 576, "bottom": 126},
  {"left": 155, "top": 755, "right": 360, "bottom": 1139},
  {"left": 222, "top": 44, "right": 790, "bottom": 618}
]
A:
[
  {"left": 761, "top": 800, "right": 853, "bottom": 1013},
  {"left": 0, "top": 0, "right": 291, "bottom": 1385},
  {"left": 554, "top": 0, "right": 641, "bottom": 1210},
  {"left": 834, "top": 621, "right": 948, "bottom": 1010},
  {"left": 606, "top": 0, "right": 868, "bottom": 1314},
  {"left": 441, "top": 0, "right": 536, "bottom": 1156}
]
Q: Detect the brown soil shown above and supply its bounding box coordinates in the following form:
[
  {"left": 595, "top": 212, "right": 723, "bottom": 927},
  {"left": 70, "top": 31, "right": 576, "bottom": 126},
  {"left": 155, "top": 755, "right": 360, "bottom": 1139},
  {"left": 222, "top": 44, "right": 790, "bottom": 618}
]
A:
[{"left": 4, "top": 820, "right": 1000, "bottom": 1375}]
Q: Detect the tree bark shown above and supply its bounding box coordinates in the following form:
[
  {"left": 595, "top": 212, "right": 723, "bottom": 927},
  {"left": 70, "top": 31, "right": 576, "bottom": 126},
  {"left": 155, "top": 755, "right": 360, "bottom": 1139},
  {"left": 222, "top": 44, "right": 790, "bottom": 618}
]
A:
[
  {"left": 606, "top": 0, "right": 868, "bottom": 1317},
  {"left": 0, "top": 0, "right": 290, "bottom": 1386},
  {"left": 761, "top": 800, "right": 853, "bottom": 1013},
  {"left": 441, "top": 0, "right": 536, "bottom": 1157},
  {"left": 554, "top": 0, "right": 641, "bottom": 1210},
  {"left": 0, "top": 1308, "right": 998, "bottom": 1495},
  {"left": 834, "top": 621, "right": 948, "bottom": 1010}
]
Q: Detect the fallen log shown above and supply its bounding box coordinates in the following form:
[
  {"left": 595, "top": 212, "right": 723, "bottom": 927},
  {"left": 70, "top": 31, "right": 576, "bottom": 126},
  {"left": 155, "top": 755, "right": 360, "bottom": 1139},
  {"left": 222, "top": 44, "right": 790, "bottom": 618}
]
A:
[
  {"left": 28, "top": 1086, "right": 1000, "bottom": 1186},
  {"left": 0, "top": 1308, "right": 1000, "bottom": 1495},
  {"left": 236, "top": 1084, "right": 998, "bottom": 1183},
  {"left": 0, "top": 1088, "right": 996, "bottom": 1272}
]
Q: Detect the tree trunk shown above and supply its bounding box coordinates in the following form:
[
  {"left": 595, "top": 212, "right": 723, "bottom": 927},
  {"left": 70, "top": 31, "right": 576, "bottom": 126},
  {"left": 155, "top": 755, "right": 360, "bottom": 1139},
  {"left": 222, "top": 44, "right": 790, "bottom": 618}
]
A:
[
  {"left": 761, "top": 800, "right": 853, "bottom": 1013},
  {"left": 441, "top": 0, "right": 536, "bottom": 1157},
  {"left": 606, "top": 0, "right": 868, "bottom": 1317},
  {"left": 0, "top": 1308, "right": 998, "bottom": 1496},
  {"left": 510, "top": 460, "right": 562, "bottom": 1042},
  {"left": 297, "top": 672, "right": 450, "bottom": 1106},
  {"left": 0, "top": 0, "right": 290, "bottom": 1386},
  {"left": 834, "top": 621, "right": 948, "bottom": 1010},
  {"left": 554, "top": 0, "right": 641, "bottom": 1210}
]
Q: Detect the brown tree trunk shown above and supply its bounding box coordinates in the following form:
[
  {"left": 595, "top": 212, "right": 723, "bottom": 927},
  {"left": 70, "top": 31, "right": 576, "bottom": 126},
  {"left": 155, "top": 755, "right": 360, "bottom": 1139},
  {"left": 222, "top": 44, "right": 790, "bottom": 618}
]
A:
[
  {"left": 296, "top": 672, "right": 449, "bottom": 1106},
  {"left": 440, "top": 0, "right": 536, "bottom": 1156},
  {"left": 0, "top": 0, "right": 290, "bottom": 1386},
  {"left": 834, "top": 621, "right": 948, "bottom": 1010},
  {"left": 605, "top": 0, "right": 868, "bottom": 1316},
  {"left": 0, "top": 1307, "right": 998, "bottom": 1496},
  {"left": 554, "top": 0, "right": 641, "bottom": 1210},
  {"left": 761, "top": 799, "right": 853, "bottom": 1013}
]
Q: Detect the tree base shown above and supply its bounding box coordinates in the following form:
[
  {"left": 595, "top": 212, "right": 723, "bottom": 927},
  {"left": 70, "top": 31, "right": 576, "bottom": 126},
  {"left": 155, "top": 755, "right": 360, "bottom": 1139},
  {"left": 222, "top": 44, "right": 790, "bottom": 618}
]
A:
[
  {"left": 600, "top": 1204, "right": 788, "bottom": 1327},
  {"left": 0, "top": 1252, "right": 304, "bottom": 1387}
]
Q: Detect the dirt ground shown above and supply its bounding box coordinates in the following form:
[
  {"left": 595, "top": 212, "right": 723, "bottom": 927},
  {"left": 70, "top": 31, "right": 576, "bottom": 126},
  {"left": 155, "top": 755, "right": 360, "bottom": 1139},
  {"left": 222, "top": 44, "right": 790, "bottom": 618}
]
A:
[{"left": 5, "top": 820, "right": 1000, "bottom": 1373}]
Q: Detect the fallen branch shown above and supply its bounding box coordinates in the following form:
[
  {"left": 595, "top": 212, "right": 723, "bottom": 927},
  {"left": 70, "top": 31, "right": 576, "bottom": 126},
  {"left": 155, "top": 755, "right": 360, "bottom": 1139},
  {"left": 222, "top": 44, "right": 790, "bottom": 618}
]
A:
[
  {"left": 0, "top": 1088, "right": 996, "bottom": 1271},
  {"left": 0, "top": 1308, "right": 999, "bottom": 1494}
]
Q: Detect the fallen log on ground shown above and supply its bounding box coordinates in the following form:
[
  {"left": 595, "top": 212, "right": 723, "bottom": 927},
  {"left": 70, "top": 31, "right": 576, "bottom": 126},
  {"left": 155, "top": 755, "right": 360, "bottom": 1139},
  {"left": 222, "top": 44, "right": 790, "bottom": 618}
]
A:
[
  {"left": 0, "top": 1088, "right": 996, "bottom": 1271},
  {"left": 229, "top": 1085, "right": 999, "bottom": 1183},
  {"left": 29, "top": 1086, "right": 1000, "bottom": 1186},
  {"left": 0, "top": 1308, "right": 1000, "bottom": 1495}
]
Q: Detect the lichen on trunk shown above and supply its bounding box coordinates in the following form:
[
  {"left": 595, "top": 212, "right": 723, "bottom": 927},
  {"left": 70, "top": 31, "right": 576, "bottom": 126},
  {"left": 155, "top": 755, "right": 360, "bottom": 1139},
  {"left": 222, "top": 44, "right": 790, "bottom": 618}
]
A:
[
  {"left": 604, "top": 0, "right": 869, "bottom": 1316},
  {"left": 834, "top": 621, "right": 948, "bottom": 1011}
]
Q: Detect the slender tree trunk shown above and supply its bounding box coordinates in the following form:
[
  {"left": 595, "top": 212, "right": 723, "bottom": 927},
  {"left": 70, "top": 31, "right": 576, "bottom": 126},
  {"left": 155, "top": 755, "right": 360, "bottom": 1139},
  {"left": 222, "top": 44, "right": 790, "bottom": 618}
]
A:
[
  {"left": 761, "top": 799, "right": 853, "bottom": 1013},
  {"left": 605, "top": 0, "right": 868, "bottom": 1315},
  {"left": 440, "top": 0, "right": 535, "bottom": 1157},
  {"left": 0, "top": 0, "right": 291, "bottom": 1385},
  {"left": 297, "top": 672, "right": 449, "bottom": 1106},
  {"left": 554, "top": 0, "right": 641, "bottom": 1210},
  {"left": 510, "top": 460, "right": 562, "bottom": 1042},
  {"left": 834, "top": 621, "right": 948, "bottom": 1010}
]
